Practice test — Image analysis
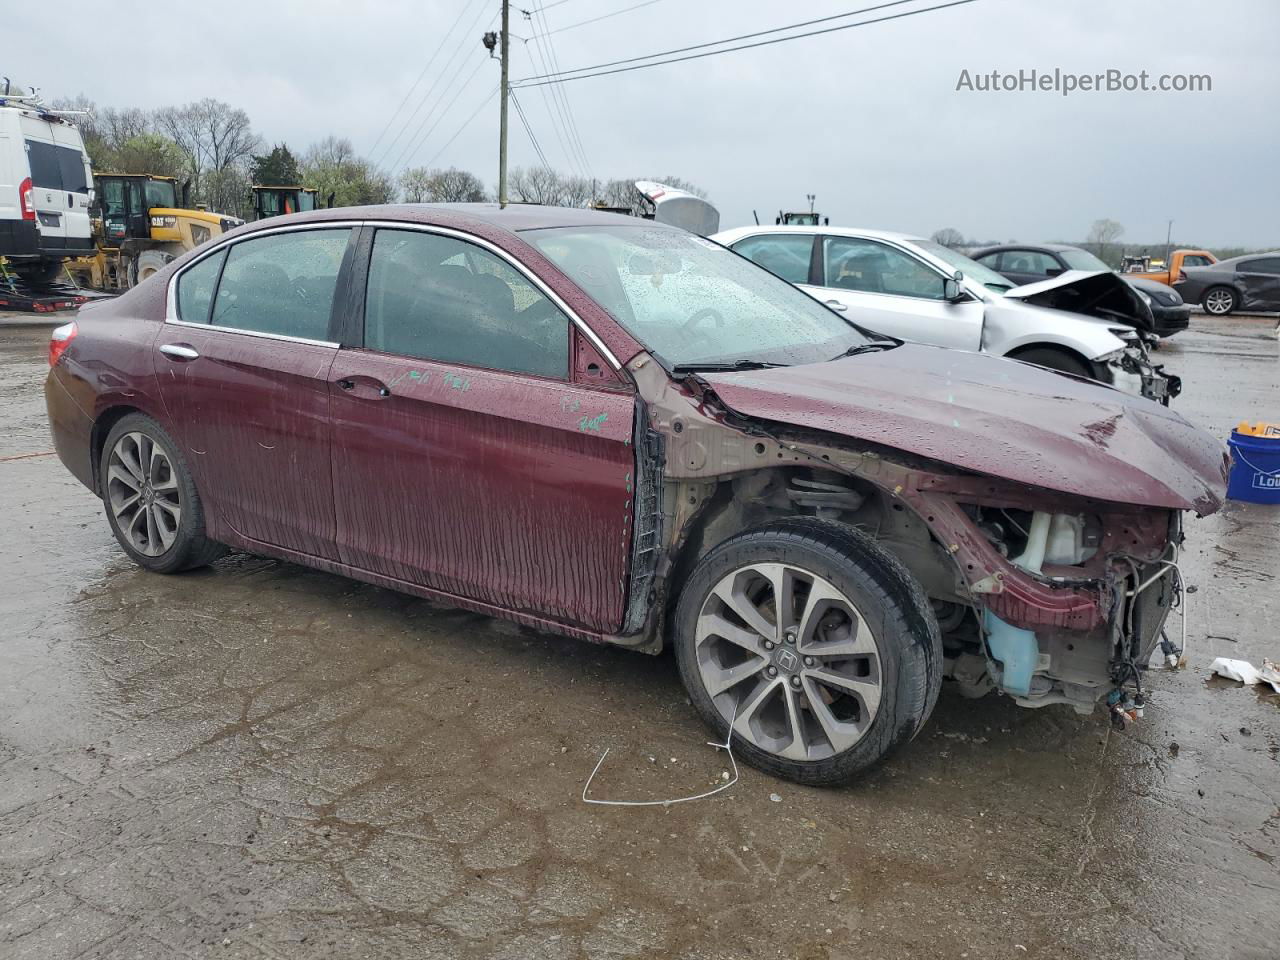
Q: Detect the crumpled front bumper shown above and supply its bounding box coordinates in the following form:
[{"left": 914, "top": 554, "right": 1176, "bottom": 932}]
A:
[{"left": 1103, "top": 344, "right": 1181, "bottom": 404}]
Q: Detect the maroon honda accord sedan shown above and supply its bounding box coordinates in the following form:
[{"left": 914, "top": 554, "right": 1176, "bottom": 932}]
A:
[{"left": 44, "top": 204, "right": 1228, "bottom": 784}]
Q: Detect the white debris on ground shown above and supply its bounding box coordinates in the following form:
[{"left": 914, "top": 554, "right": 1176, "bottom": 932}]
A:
[{"left": 1209, "top": 657, "right": 1280, "bottom": 695}]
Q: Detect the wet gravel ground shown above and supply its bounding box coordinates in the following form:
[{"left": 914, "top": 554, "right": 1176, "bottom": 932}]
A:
[{"left": 1, "top": 313, "right": 1277, "bottom": 960}]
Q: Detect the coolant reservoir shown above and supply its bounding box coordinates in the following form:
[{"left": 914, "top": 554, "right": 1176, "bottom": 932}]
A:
[{"left": 1044, "top": 514, "right": 1095, "bottom": 565}]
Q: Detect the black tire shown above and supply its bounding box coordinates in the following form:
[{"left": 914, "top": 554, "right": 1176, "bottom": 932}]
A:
[
  {"left": 1201, "top": 286, "right": 1237, "bottom": 316},
  {"left": 12, "top": 259, "right": 64, "bottom": 286},
  {"left": 1010, "top": 346, "right": 1094, "bottom": 380},
  {"left": 99, "top": 413, "right": 225, "bottom": 573},
  {"left": 673, "top": 517, "right": 942, "bottom": 786}
]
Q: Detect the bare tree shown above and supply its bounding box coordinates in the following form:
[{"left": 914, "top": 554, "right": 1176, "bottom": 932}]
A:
[
  {"left": 415, "top": 167, "right": 488, "bottom": 203},
  {"left": 1086, "top": 218, "right": 1125, "bottom": 266},
  {"left": 560, "top": 174, "right": 594, "bottom": 208},
  {"left": 599, "top": 178, "right": 639, "bottom": 210},
  {"left": 509, "top": 166, "right": 566, "bottom": 205},
  {"left": 930, "top": 227, "right": 966, "bottom": 249},
  {"left": 155, "top": 99, "right": 259, "bottom": 204},
  {"left": 100, "top": 107, "right": 152, "bottom": 148},
  {"left": 399, "top": 167, "right": 433, "bottom": 203}
]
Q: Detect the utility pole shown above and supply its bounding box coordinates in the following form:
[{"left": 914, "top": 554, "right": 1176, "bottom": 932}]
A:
[
  {"left": 1164, "top": 219, "right": 1174, "bottom": 268},
  {"left": 498, "top": 0, "right": 510, "bottom": 208},
  {"left": 482, "top": 4, "right": 510, "bottom": 207}
]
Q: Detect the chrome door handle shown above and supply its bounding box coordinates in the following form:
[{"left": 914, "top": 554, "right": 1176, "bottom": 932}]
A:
[
  {"left": 159, "top": 343, "right": 199, "bottom": 361},
  {"left": 824, "top": 300, "right": 848, "bottom": 312}
]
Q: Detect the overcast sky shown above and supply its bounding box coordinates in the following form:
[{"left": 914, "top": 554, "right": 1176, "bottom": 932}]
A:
[{"left": 9, "top": 0, "right": 1279, "bottom": 246}]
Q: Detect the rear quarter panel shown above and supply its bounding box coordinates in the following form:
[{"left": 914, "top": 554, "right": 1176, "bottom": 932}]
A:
[{"left": 54, "top": 282, "right": 173, "bottom": 490}]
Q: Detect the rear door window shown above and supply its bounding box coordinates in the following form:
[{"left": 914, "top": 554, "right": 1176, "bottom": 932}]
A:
[
  {"left": 57, "top": 148, "right": 89, "bottom": 194},
  {"left": 1239, "top": 258, "right": 1280, "bottom": 275},
  {"left": 24, "top": 140, "right": 89, "bottom": 192},
  {"left": 210, "top": 229, "right": 352, "bottom": 340},
  {"left": 363, "top": 228, "right": 569, "bottom": 379},
  {"left": 25, "top": 140, "right": 63, "bottom": 189},
  {"left": 998, "top": 249, "right": 1060, "bottom": 277}
]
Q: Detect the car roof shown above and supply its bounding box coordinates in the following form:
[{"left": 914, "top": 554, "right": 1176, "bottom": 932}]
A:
[
  {"left": 232, "top": 202, "right": 655, "bottom": 239},
  {"left": 970, "top": 243, "right": 1083, "bottom": 255},
  {"left": 714, "top": 224, "right": 926, "bottom": 244},
  {"left": 1215, "top": 251, "right": 1280, "bottom": 266}
]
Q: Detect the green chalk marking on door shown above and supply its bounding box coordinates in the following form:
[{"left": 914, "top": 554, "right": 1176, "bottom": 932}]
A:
[{"left": 578, "top": 412, "right": 608, "bottom": 433}]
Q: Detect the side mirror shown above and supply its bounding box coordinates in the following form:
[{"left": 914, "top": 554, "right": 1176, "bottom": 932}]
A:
[
  {"left": 943, "top": 278, "right": 961, "bottom": 301},
  {"left": 1046, "top": 267, "right": 1064, "bottom": 277}
]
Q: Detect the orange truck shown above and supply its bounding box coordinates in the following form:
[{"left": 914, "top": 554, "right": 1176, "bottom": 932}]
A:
[{"left": 1122, "top": 249, "right": 1216, "bottom": 286}]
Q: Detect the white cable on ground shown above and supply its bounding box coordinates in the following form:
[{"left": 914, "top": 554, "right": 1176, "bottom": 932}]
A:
[{"left": 582, "top": 708, "right": 740, "bottom": 807}]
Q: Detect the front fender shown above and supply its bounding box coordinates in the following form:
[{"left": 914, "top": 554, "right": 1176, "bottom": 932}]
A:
[{"left": 981, "top": 301, "right": 1129, "bottom": 360}]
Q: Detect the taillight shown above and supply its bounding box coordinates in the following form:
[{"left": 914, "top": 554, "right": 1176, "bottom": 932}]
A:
[
  {"left": 19, "top": 177, "right": 35, "bottom": 221},
  {"left": 49, "top": 321, "right": 77, "bottom": 367}
]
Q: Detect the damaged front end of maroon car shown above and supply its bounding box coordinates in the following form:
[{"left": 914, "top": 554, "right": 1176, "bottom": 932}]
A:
[{"left": 636, "top": 341, "right": 1228, "bottom": 724}]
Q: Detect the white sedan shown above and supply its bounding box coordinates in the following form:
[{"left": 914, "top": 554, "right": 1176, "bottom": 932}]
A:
[{"left": 711, "top": 225, "right": 1177, "bottom": 402}]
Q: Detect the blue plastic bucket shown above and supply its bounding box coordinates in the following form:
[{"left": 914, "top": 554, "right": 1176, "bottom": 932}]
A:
[{"left": 1226, "top": 430, "right": 1280, "bottom": 504}]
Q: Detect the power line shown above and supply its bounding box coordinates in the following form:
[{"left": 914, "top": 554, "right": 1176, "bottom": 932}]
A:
[
  {"left": 529, "top": 4, "right": 593, "bottom": 178},
  {"left": 531, "top": 0, "right": 663, "bottom": 39},
  {"left": 514, "top": 0, "right": 970, "bottom": 86},
  {"left": 423, "top": 86, "right": 500, "bottom": 170},
  {"left": 366, "top": 0, "right": 480, "bottom": 159},
  {"left": 376, "top": 0, "right": 496, "bottom": 170},
  {"left": 520, "top": 9, "right": 586, "bottom": 175},
  {"left": 510, "top": 89, "right": 551, "bottom": 169},
  {"left": 390, "top": 55, "right": 491, "bottom": 174}
]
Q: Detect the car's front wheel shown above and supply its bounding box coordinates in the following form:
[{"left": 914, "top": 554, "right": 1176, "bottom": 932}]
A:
[
  {"left": 1201, "top": 286, "right": 1237, "bottom": 316},
  {"left": 100, "top": 413, "right": 225, "bottom": 573},
  {"left": 673, "top": 518, "right": 941, "bottom": 785}
]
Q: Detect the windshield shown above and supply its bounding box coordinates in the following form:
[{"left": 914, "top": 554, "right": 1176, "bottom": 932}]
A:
[
  {"left": 145, "top": 179, "right": 177, "bottom": 210},
  {"left": 523, "top": 225, "right": 877, "bottom": 367},
  {"left": 912, "top": 240, "right": 1013, "bottom": 293},
  {"left": 1060, "top": 248, "right": 1111, "bottom": 272}
]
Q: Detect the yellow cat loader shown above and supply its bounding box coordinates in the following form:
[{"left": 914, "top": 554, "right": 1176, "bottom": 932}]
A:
[{"left": 68, "top": 174, "right": 242, "bottom": 289}]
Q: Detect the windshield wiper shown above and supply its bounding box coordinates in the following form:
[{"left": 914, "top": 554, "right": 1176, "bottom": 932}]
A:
[
  {"left": 828, "top": 342, "right": 896, "bottom": 362},
  {"left": 672, "top": 359, "right": 789, "bottom": 373}
]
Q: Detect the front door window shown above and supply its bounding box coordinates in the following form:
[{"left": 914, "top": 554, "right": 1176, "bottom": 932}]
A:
[{"left": 823, "top": 237, "right": 947, "bottom": 299}]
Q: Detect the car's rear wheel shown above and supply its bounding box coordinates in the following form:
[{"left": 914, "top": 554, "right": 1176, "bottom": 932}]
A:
[
  {"left": 1202, "top": 286, "right": 1236, "bottom": 316},
  {"left": 673, "top": 518, "right": 941, "bottom": 785},
  {"left": 1009, "top": 346, "right": 1094, "bottom": 380},
  {"left": 100, "top": 414, "right": 224, "bottom": 573}
]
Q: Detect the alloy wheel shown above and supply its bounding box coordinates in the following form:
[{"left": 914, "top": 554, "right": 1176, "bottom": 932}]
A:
[
  {"left": 1204, "top": 289, "right": 1234, "bottom": 315},
  {"left": 694, "top": 562, "right": 882, "bottom": 762},
  {"left": 106, "top": 432, "right": 181, "bottom": 557}
]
